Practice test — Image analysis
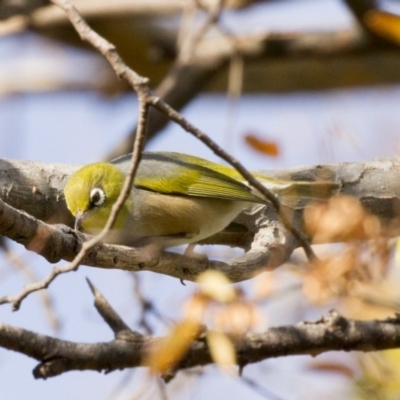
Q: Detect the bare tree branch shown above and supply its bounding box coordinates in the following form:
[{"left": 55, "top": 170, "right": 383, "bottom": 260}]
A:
[
  {"left": 4, "top": 0, "right": 400, "bottom": 98},
  {"left": 0, "top": 0, "right": 154, "bottom": 308},
  {"left": 0, "top": 0, "right": 49, "bottom": 20},
  {"left": 28, "top": 3, "right": 400, "bottom": 93},
  {"left": 86, "top": 278, "right": 142, "bottom": 339},
  {"left": 107, "top": 0, "right": 229, "bottom": 157},
  {"left": 0, "top": 239, "right": 61, "bottom": 331},
  {"left": 1, "top": 307, "right": 400, "bottom": 379},
  {"left": 4, "top": 156, "right": 397, "bottom": 239},
  {"left": 0, "top": 156, "right": 399, "bottom": 277},
  {"left": 0, "top": 154, "right": 399, "bottom": 311}
]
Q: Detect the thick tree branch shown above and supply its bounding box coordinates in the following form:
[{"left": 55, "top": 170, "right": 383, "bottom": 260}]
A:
[
  {"left": 3, "top": 0, "right": 400, "bottom": 101},
  {"left": 0, "top": 156, "right": 397, "bottom": 314},
  {"left": 2, "top": 156, "right": 399, "bottom": 236},
  {"left": 0, "top": 156, "right": 399, "bottom": 288},
  {"left": 1, "top": 309, "right": 400, "bottom": 379},
  {"left": 24, "top": 3, "right": 400, "bottom": 93}
]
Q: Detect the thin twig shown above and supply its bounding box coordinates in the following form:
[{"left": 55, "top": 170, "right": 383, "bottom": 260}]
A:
[
  {"left": 178, "top": 0, "right": 224, "bottom": 63},
  {"left": 131, "top": 274, "right": 153, "bottom": 335},
  {"left": 239, "top": 375, "right": 286, "bottom": 400},
  {"left": 50, "top": 0, "right": 316, "bottom": 262},
  {"left": 1, "top": 103, "right": 147, "bottom": 309},
  {"left": 0, "top": 241, "right": 61, "bottom": 331},
  {"left": 86, "top": 278, "right": 139, "bottom": 337},
  {"left": 156, "top": 377, "right": 169, "bottom": 400},
  {"left": 0, "top": 0, "right": 151, "bottom": 308},
  {"left": 149, "top": 97, "right": 317, "bottom": 260}
]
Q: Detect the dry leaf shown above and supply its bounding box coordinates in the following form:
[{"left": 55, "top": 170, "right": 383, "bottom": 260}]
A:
[
  {"left": 244, "top": 134, "right": 279, "bottom": 157},
  {"left": 364, "top": 10, "right": 400, "bottom": 45},
  {"left": 214, "top": 302, "right": 262, "bottom": 333},
  {"left": 206, "top": 330, "right": 237, "bottom": 373},
  {"left": 184, "top": 293, "right": 208, "bottom": 322},
  {"left": 304, "top": 195, "right": 380, "bottom": 243},
  {"left": 307, "top": 360, "right": 356, "bottom": 379},
  {"left": 144, "top": 320, "right": 201, "bottom": 374},
  {"left": 196, "top": 270, "right": 236, "bottom": 303}
]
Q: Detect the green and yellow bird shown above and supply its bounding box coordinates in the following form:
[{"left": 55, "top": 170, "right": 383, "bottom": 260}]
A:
[{"left": 63, "top": 152, "right": 338, "bottom": 247}]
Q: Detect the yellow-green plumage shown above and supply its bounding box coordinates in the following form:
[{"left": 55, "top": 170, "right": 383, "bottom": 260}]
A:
[
  {"left": 63, "top": 152, "right": 339, "bottom": 247},
  {"left": 64, "top": 163, "right": 130, "bottom": 231}
]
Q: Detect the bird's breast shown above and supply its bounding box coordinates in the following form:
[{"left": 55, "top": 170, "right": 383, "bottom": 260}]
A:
[{"left": 127, "top": 189, "right": 249, "bottom": 246}]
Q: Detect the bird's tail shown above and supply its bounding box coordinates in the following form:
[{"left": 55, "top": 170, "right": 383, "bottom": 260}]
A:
[
  {"left": 255, "top": 178, "right": 340, "bottom": 202},
  {"left": 276, "top": 180, "right": 340, "bottom": 200}
]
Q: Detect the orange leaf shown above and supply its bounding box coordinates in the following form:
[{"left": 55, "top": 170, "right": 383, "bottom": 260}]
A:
[
  {"left": 207, "top": 330, "right": 237, "bottom": 373},
  {"left": 307, "top": 360, "right": 356, "bottom": 379},
  {"left": 196, "top": 270, "right": 236, "bottom": 303},
  {"left": 144, "top": 320, "right": 201, "bottom": 374},
  {"left": 364, "top": 10, "right": 400, "bottom": 45},
  {"left": 244, "top": 134, "right": 279, "bottom": 157}
]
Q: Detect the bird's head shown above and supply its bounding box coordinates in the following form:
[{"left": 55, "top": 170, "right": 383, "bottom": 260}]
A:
[{"left": 64, "top": 163, "right": 127, "bottom": 233}]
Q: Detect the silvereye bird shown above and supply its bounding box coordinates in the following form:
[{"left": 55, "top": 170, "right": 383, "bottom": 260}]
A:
[{"left": 63, "top": 152, "right": 338, "bottom": 247}]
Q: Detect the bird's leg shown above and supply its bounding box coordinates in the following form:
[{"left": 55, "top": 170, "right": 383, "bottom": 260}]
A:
[{"left": 183, "top": 243, "right": 206, "bottom": 259}]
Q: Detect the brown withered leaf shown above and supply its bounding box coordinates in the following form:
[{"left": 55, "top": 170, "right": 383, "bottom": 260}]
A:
[
  {"left": 306, "top": 360, "right": 356, "bottom": 379},
  {"left": 364, "top": 10, "right": 400, "bottom": 45},
  {"left": 302, "top": 248, "right": 358, "bottom": 304},
  {"left": 213, "top": 301, "right": 262, "bottom": 334},
  {"left": 144, "top": 320, "right": 202, "bottom": 375},
  {"left": 301, "top": 235, "right": 391, "bottom": 306},
  {"left": 304, "top": 195, "right": 381, "bottom": 243},
  {"left": 196, "top": 270, "right": 237, "bottom": 303},
  {"left": 206, "top": 330, "right": 237, "bottom": 373},
  {"left": 244, "top": 134, "right": 279, "bottom": 157}
]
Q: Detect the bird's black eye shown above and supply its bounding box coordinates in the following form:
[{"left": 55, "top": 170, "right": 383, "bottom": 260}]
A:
[{"left": 90, "top": 188, "right": 105, "bottom": 207}]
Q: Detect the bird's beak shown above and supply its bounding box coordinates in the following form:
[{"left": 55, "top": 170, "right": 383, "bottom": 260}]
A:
[{"left": 74, "top": 210, "right": 84, "bottom": 230}]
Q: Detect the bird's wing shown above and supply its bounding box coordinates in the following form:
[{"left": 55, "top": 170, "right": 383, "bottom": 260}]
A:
[{"left": 112, "top": 152, "right": 263, "bottom": 203}]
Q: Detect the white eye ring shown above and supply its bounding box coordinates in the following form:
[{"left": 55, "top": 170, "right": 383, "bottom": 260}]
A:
[{"left": 90, "top": 188, "right": 105, "bottom": 206}]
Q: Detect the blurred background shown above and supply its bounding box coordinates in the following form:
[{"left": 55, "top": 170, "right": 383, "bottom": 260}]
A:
[{"left": 2, "top": 0, "right": 400, "bottom": 399}]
